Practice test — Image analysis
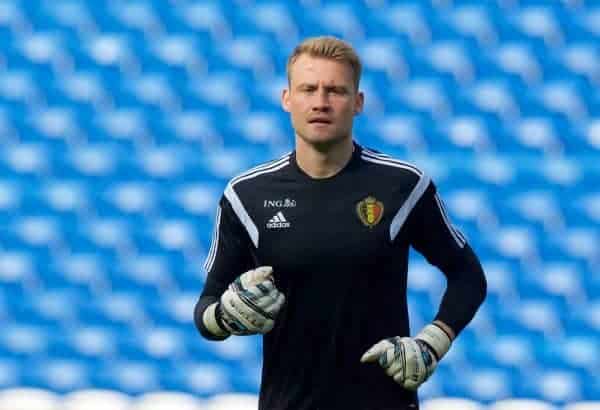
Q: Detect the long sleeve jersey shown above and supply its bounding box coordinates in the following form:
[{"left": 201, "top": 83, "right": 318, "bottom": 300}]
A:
[{"left": 194, "top": 142, "right": 487, "bottom": 410}]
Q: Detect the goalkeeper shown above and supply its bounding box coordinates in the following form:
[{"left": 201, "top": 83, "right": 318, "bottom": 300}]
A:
[{"left": 194, "top": 36, "right": 487, "bottom": 410}]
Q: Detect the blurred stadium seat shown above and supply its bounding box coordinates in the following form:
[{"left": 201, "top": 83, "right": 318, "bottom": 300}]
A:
[
  {"left": 0, "top": 0, "right": 597, "bottom": 407},
  {"left": 421, "top": 397, "right": 484, "bottom": 410},
  {"left": 131, "top": 391, "right": 203, "bottom": 410},
  {"left": 0, "top": 387, "right": 59, "bottom": 410},
  {"left": 564, "top": 403, "right": 600, "bottom": 410},
  {"left": 488, "top": 399, "right": 558, "bottom": 410},
  {"left": 62, "top": 389, "right": 132, "bottom": 410},
  {"left": 204, "top": 393, "right": 258, "bottom": 410}
]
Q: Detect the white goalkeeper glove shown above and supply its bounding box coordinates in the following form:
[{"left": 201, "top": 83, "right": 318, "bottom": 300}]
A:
[
  {"left": 360, "top": 323, "right": 453, "bottom": 390},
  {"left": 203, "top": 266, "right": 285, "bottom": 337}
]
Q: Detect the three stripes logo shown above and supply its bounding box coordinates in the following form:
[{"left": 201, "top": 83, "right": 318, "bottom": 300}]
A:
[{"left": 266, "top": 211, "right": 290, "bottom": 229}]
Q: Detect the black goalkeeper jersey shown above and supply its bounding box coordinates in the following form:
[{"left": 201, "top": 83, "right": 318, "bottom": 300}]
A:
[{"left": 195, "top": 142, "right": 486, "bottom": 410}]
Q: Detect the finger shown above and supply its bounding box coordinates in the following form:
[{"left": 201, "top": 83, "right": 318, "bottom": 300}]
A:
[
  {"left": 266, "top": 292, "right": 286, "bottom": 315},
  {"left": 378, "top": 339, "right": 400, "bottom": 369},
  {"left": 255, "top": 280, "right": 275, "bottom": 295},
  {"left": 254, "top": 289, "right": 279, "bottom": 310},
  {"left": 402, "top": 338, "right": 419, "bottom": 379},
  {"left": 239, "top": 266, "right": 273, "bottom": 288},
  {"left": 385, "top": 351, "right": 404, "bottom": 377},
  {"left": 360, "top": 340, "right": 389, "bottom": 363},
  {"left": 399, "top": 375, "right": 420, "bottom": 391},
  {"left": 393, "top": 372, "right": 416, "bottom": 389},
  {"left": 244, "top": 281, "right": 274, "bottom": 300},
  {"left": 258, "top": 318, "right": 275, "bottom": 334},
  {"left": 248, "top": 280, "right": 276, "bottom": 298}
]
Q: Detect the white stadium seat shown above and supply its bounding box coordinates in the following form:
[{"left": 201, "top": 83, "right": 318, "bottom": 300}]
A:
[
  {"left": 0, "top": 388, "right": 60, "bottom": 410},
  {"left": 205, "top": 393, "right": 258, "bottom": 410},
  {"left": 63, "top": 389, "right": 133, "bottom": 410},
  {"left": 131, "top": 391, "right": 204, "bottom": 410},
  {"left": 564, "top": 403, "right": 600, "bottom": 410},
  {"left": 422, "top": 397, "right": 485, "bottom": 410},
  {"left": 489, "top": 399, "right": 558, "bottom": 410}
]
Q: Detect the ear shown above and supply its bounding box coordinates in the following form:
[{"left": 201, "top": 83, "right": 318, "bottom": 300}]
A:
[
  {"left": 281, "top": 88, "right": 291, "bottom": 113},
  {"left": 354, "top": 91, "right": 364, "bottom": 115}
]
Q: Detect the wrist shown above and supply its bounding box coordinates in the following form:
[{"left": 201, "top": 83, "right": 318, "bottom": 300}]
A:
[
  {"left": 416, "top": 323, "right": 452, "bottom": 361},
  {"left": 202, "top": 302, "right": 230, "bottom": 338}
]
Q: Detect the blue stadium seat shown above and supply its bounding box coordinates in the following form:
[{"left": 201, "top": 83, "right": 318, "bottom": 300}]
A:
[
  {"left": 390, "top": 78, "right": 452, "bottom": 121},
  {"left": 356, "top": 39, "right": 408, "bottom": 80},
  {"left": 177, "top": 2, "right": 232, "bottom": 42},
  {"left": 461, "top": 368, "right": 514, "bottom": 402},
  {"left": 491, "top": 43, "right": 543, "bottom": 85},
  {"left": 148, "top": 35, "right": 205, "bottom": 74},
  {"left": 93, "top": 360, "right": 161, "bottom": 395},
  {"left": 440, "top": 116, "right": 494, "bottom": 153},
  {"left": 173, "top": 361, "right": 232, "bottom": 396},
  {"left": 109, "top": 1, "right": 162, "bottom": 36},
  {"left": 467, "top": 80, "right": 520, "bottom": 122},
  {"left": 510, "top": 6, "right": 564, "bottom": 47},
  {"left": 187, "top": 71, "right": 250, "bottom": 113},
  {"left": 445, "top": 5, "right": 499, "bottom": 47},
  {"left": 25, "top": 359, "right": 90, "bottom": 393},
  {"left": 108, "top": 254, "right": 176, "bottom": 296},
  {"left": 558, "top": 44, "right": 600, "bottom": 86},
  {"left": 66, "top": 325, "right": 119, "bottom": 363},
  {"left": 0, "top": 324, "right": 51, "bottom": 359},
  {"left": 40, "top": 0, "right": 96, "bottom": 35},
  {"left": 124, "top": 74, "right": 179, "bottom": 112},
  {"left": 367, "top": 114, "right": 429, "bottom": 153},
  {"left": 373, "top": 3, "right": 432, "bottom": 46},
  {"left": 582, "top": 119, "right": 600, "bottom": 151},
  {"left": 0, "top": 359, "right": 20, "bottom": 389},
  {"left": 164, "top": 110, "right": 223, "bottom": 148},
  {"left": 573, "top": 7, "right": 600, "bottom": 40},
  {"left": 240, "top": 3, "right": 300, "bottom": 48},
  {"left": 56, "top": 71, "right": 111, "bottom": 110},
  {"left": 303, "top": 3, "right": 366, "bottom": 42},
  {"left": 423, "top": 41, "right": 477, "bottom": 84}
]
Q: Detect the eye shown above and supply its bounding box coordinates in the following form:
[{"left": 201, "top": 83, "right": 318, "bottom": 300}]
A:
[
  {"left": 330, "top": 87, "right": 347, "bottom": 95},
  {"left": 299, "top": 85, "right": 316, "bottom": 93}
]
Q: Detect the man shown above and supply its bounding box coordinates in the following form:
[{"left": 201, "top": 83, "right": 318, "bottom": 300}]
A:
[{"left": 194, "top": 36, "right": 487, "bottom": 410}]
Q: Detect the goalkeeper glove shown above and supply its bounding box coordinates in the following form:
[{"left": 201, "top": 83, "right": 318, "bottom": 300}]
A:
[
  {"left": 203, "top": 266, "right": 285, "bottom": 337},
  {"left": 360, "top": 323, "right": 453, "bottom": 390}
]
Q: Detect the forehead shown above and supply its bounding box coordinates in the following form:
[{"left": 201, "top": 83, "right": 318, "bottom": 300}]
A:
[{"left": 289, "top": 54, "right": 354, "bottom": 87}]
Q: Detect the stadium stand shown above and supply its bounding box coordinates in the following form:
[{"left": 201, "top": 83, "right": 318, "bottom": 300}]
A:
[{"left": 0, "top": 0, "right": 598, "bottom": 408}]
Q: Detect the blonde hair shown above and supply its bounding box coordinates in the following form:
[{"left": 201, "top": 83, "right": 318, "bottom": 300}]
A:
[{"left": 286, "top": 36, "right": 362, "bottom": 91}]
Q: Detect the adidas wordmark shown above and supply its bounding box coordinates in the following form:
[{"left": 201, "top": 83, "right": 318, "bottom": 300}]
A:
[{"left": 267, "top": 211, "right": 290, "bottom": 229}]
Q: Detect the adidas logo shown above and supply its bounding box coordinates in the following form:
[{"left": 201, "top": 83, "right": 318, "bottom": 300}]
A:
[{"left": 266, "top": 211, "right": 290, "bottom": 229}]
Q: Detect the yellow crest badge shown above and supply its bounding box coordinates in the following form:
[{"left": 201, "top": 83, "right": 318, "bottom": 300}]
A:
[{"left": 356, "top": 196, "right": 384, "bottom": 228}]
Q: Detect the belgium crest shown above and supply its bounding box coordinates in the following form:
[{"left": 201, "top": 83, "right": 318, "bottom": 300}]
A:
[{"left": 356, "top": 196, "right": 384, "bottom": 228}]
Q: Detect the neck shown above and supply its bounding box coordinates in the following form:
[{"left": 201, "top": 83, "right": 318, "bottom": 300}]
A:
[{"left": 295, "top": 135, "right": 354, "bottom": 179}]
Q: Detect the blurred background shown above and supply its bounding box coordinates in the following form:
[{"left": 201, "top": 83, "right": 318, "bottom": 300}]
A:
[{"left": 0, "top": 0, "right": 598, "bottom": 409}]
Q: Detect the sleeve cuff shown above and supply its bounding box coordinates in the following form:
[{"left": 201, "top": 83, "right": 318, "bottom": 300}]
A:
[{"left": 202, "top": 303, "right": 230, "bottom": 338}]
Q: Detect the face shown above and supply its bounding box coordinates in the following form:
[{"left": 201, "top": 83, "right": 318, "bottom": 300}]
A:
[{"left": 282, "top": 54, "right": 364, "bottom": 149}]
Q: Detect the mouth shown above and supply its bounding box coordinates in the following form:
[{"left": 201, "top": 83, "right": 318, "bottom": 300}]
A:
[{"left": 308, "top": 118, "right": 332, "bottom": 125}]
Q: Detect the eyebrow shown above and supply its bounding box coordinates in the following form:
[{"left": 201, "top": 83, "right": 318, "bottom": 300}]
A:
[{"left": 296, "top": 83, "right": 349, "bottom": 91}]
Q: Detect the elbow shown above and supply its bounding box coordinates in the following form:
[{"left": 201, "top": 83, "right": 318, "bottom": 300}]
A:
[{"left": 475, "top": 264, "right": 487, "bottom": 308}]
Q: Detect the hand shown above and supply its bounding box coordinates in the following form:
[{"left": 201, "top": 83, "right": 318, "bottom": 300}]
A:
[
  {"left": 216, "top": 266, "right": 285, "bottom": 335},
  {"left": 360, "top": 323, "right": 452, "bottom": 390}
]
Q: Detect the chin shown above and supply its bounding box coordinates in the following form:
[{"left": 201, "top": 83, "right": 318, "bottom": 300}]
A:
[{"left": 299, "top": 130, "right": 350, "bottom": 148}]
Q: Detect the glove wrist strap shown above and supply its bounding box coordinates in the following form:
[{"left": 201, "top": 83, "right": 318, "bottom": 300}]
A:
[
  {"left": 203, "top": 302, "right": 230, "bottom": 337},
  {"left": 416, "top": 323, "right": 452, "bottom": 361}
]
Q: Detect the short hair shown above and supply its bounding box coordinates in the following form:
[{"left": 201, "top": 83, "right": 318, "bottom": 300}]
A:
[{"left": 286, "top": 36, "right": 362, "bottom": 91}]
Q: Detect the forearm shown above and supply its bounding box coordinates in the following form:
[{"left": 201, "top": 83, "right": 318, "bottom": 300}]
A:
[{"left": 434, "top": 244, "right": 487, "bottom": 335}]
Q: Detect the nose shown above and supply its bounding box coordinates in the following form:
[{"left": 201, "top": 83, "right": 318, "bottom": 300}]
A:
[{"left": 311, "top": 89, "right": 331, "bottom": 112}]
